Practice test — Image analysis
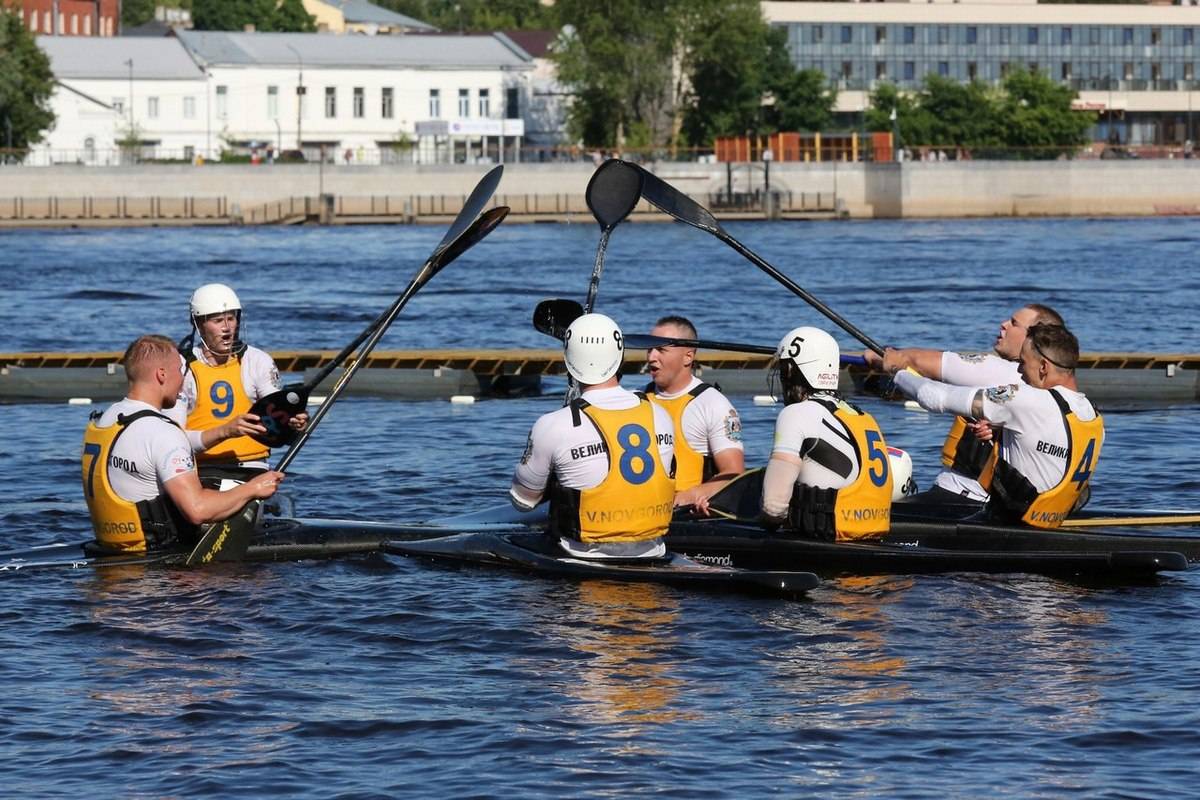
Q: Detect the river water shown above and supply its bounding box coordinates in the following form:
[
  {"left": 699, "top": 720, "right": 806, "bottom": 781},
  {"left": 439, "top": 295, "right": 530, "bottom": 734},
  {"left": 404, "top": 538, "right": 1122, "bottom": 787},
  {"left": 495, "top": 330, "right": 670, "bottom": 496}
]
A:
[{"left": 2, "top": 216, "right": 1199, "bottom": 798}]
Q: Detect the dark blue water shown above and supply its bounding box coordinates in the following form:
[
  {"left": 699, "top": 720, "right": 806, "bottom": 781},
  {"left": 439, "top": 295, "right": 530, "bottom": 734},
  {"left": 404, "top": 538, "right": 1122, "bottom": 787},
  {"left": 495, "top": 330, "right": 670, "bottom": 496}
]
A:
[{"left": 2, "top": 218, "right": 1199, "bottom": 798}]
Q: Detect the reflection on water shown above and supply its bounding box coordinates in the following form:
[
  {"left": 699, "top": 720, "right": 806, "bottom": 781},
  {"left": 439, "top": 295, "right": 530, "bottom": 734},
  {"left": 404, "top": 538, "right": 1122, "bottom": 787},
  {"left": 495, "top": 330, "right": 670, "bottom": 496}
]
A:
[{"left": 536, "top": 580, "right": 689, "bottom": 730}]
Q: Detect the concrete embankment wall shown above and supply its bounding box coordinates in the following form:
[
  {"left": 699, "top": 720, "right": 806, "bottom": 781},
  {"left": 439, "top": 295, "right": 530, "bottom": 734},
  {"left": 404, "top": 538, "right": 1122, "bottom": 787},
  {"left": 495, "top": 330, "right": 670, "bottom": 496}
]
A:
[{"left": 1, "top": 160, "right": 1197, "bottom": 220}]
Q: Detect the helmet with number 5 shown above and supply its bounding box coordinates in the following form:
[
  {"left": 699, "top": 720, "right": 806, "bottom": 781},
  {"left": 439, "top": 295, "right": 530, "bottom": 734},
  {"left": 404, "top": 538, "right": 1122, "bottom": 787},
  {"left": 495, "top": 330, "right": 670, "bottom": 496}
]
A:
[
  {"left": 776, "top": 326, "right": 840, "bottom": 397},
  {"left": 564, "top": 312, "right": 623, "bottom": 385}
]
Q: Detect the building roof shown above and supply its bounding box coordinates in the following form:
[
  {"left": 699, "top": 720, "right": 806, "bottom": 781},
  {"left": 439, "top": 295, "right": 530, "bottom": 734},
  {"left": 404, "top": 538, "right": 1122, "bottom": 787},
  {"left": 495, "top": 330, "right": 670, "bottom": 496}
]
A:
[
  {"left": 174, "top": 30, "right": 533, "bottom": 70},
  {"left": 500, "top": 29, "right": 556, "bottom": 59},
  {"left": 38, "top": 37, "right": 205, "bottom": 80},
  {"left": 325, "top": 0, "right": 435, "bottom": 29}
]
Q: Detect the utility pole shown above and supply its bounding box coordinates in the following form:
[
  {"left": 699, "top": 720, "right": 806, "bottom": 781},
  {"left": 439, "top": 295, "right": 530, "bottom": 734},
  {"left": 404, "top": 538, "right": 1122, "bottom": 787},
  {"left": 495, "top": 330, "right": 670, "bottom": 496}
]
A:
[
  {"left": 287, "top": 44, "right": 304, "bottom": 153},
  {"left": 125, "top": 58, "right": 134, "bottom": 130}
]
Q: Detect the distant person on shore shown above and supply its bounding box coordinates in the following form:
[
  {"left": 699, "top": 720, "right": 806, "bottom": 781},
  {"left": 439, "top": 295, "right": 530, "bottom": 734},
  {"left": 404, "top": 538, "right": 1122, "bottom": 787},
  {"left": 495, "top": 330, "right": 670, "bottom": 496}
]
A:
[
  {"left": 760, "top": 327, "right": 893, "bottom": 540},
  {"left": 642, "top": 315, "right": 744, "bottom": 514},
  {"left": 82, "top": 335, "right": 283, "bottom": 553},
  {"left": 178, "top": 283, "right": 307, "bottom": 486},
  {"left": 510, "top": 313, "right": 676, "bottom": 560},
  {"left": 864, "top": 303, "right": 1064, "bottom": 508},
  {"left": 889, "top": 324, "right": 1103, "bottom": 529}
]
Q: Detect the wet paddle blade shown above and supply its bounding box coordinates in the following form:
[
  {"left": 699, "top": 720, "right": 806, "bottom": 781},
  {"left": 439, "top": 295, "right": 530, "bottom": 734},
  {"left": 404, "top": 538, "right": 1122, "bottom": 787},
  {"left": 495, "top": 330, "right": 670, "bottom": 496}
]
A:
[
  {"left": 632, "top": 162, "right": 723, "bottom": 235},
  {"left": 247, "top": 383, "right": 307, "bottom": 447},
  {"left": 185, "top": 499, "right": 260, "bottom": 566},
  {"left": 533, "top": 298, "right": 584, "bottom": 341},
  {"left": 432, "top": 164, "right": 504, "bottom": 257},
  {"left": 586, "top": 160, "right": 644, "bottom": 231}
]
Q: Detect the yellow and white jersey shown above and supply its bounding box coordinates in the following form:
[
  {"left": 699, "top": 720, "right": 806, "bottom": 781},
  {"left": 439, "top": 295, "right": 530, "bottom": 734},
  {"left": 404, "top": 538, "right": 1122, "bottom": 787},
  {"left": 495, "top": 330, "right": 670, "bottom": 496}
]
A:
[
  {"left": 645, "top": 375, "right": 742, "bottom": 491},
  {"left": 88, "top": 398, "right": 196, "bottom": 502},
  {"left": 934, "top": 351, "right": 1020, "bottom": 501},
  {"left": 512, "top": 386, "right": 675, "bottom": 505}
]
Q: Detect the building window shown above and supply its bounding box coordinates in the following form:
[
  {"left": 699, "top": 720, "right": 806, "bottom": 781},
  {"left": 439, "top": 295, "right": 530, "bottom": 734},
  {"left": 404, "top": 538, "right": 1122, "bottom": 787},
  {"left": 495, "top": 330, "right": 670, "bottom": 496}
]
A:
[
  {"left": 267, "top": 86, "right": 278, "bottom": 119},
  {"left": 458, "top": 88, "right": 469, "bottom": 117},
  {"left": 216, "top": 86, "right": 227, "bottom": 119},
  {"left": 1029, "top": 62, "right": 1038, "bottom": 75},
  {"left": 812, "top": 25, "right": 824, "bottom": 44},
  {"left": 1090, "top": 27, "right": 1100, "bottom": 46},
  {"left": 70, "top": 14, "right": 77, "bottom": 34},
  {"left": 1151, "top": 62, "right": 1161, "bottom": 81},
  {"left": 83, "top": 15, "right": 90, "bottom": 34},
  {"left": 967, "top": 62, "right": 978, "bottom": 80},
  {"left": 937, "top": 26, "right": 948, "bottom": 45},
  {"left": 875, "top": 26, "right": 886, "bottom": 44},
  {"left": 382, "top": 87, "right": 394, "bottom": 119},
  {"left": 183, "top": 96, "right": 196, "bottom": 119},
  {"left": 353, "top": 87, "right": 364, "bottom": 118},
  {"left": 903, "top": 26, "right": 914, "bottom": 45},
  {"left": 1000, "top": 62, "right": 1010, "bottom": 78},
  {"left": 1184, "top": 29, "right": 1194, "bottom": 47},
  {"left": 29, "top": 11, "right": 37, "bottom": 30},
  {"left": 1151, "top": 27, "right": 1161, "bottom": 45},
  {"left": 1061, "top": 27, "right": 1071, "bottom": 46},
  {"left": 478, "top": 88, "right": 490, "bottom": 117},
  {"left": 184, "top": 145, "right": 194, "bottom": 162},
  {"left": 1185, "top": 63, "right": 1195, "bottom": 81},
  {"left": 1061, "top": 62, "right": 1072, "bottom": 80},
  {"left": 147, "top": 96, "right": 158, "bottom": 118},
  {"left": 505, "top": 87, "right": 519, "bottom": 119},
  {"left": 876, "top": 61, "right": 887, "bottom": 79},
  {"left": 1123, "top": 62, "right": 1133, "bottom": 80},
  {"left": 966, "top": 26, "right": 977, "bottom": 45},
  {"left": 1027, "top": 27, "right": 1038, "bottom": 45},
  {"left": 903, "top": 61, "right": 915, "bottom": 81},
  {"left": 1122, "top": 27, "right": 1133, "bottom": 46},
  {"left": 325, "top": 86, "right": 336, "bottom": 118},
  {"left": 43, "top": 11, "right": 50, "bottom": 30},
  {"left": 999, "top": 27, "right": 1011, "bottom": 45},
  {"left": 429, "top": 88, "right": 441, "bottom": 118},
  {"left": 938, "top": 61, "right": 949, "bottom": 77},
  {"left": 841, "top": 26, "right": 852, "bottom": 44},
  {"left": 841, "top": 61, "right": 852, "bottom": 80}
]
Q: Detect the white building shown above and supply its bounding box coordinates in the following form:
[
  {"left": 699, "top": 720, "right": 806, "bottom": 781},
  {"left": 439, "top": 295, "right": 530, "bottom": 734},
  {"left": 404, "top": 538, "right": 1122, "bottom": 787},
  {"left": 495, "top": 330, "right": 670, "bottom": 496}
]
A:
[
  {"left": 33, "top": 31, "right": 543, "bottom": 165},
  {"left": 36, "top": 37, "right": 210, "bottom": 165},
  {"left": 176, "top": 30, "right": 534, "bottom": 163}
]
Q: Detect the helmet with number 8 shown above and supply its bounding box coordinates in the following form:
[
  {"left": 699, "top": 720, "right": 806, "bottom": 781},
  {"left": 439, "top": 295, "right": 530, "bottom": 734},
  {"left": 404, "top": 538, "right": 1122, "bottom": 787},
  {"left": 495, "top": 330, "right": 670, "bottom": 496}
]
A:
[
  {"left": 564, "top": 313, "right": 623, "bottom": 385},
  {"left": 776, "top": 326, "right": 840, "bottom": 394}
]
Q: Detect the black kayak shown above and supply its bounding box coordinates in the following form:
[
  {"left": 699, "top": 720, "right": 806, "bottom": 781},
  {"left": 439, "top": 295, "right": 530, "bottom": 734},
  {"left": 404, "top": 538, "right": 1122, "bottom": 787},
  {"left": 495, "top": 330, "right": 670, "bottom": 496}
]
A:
[
  {"left": 667, "top": 517, "right": 1188, "bottom": 580},
  {"left": 384, "top": 531, "right": 820, "bottom": 596}
]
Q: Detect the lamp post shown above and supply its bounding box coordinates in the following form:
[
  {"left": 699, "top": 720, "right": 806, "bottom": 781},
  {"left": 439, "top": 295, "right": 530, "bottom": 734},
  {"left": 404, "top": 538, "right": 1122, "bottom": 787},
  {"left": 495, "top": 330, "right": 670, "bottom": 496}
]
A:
[
  {"left": 124, "top": 58, "right": 134, "bottom": 130},
  {"left": 286, "top": 44, "right": 304, "bottom": 153}
]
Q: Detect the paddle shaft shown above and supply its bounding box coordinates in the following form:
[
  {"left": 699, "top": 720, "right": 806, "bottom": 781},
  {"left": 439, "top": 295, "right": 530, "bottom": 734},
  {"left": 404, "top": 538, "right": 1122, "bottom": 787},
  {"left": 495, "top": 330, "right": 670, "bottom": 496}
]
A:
[
  {"left": 1061, "top": 514, "right": 1200, "bottom": 528},
  {"left": 630, "top": 162, "right": 885, "bottom": 356}
]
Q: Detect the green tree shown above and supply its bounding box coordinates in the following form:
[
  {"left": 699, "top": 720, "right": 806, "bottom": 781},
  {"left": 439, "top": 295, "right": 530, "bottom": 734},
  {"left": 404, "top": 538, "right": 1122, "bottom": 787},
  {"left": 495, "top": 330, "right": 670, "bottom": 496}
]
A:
[
  {"left": 374, "top": 0, "right": 552, "bottom": 30},
  {"left": 679, "top": 0, "right": 789, "bottom": 146},
  {"left": 553, "top": 0, "right": 680, "bottom": 150},
  {"left": 121, "top": 0, "right": 158, "bottom": 28},
  {"left": 769, "top": 67, "right": 836, "bottom": 133},
  {"left": 0, "top": 10, "right": 56, "bottom": 152},
  {"left": 192, "top": 0, "right": 315, "bottom": 32},
  {"left": 866, "top": 82, "right": 933, "bottom": 149},
  {"left": 998, "top": 69, "right": 1095, "bottom": 158}
]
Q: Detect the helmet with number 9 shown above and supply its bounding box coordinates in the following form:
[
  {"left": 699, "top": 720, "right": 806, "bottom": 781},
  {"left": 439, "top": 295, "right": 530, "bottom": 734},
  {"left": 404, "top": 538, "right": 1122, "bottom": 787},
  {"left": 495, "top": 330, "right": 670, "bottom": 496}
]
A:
[{"left": 564, "top": 313, "right": 623, "bottom": 385}]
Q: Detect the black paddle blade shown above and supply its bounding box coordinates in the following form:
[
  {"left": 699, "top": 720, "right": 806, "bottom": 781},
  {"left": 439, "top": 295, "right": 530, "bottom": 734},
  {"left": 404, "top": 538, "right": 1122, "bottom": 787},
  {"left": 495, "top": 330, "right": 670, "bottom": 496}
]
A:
[
  {"left": 185, "top": 499, "right": 260, "bottom": 566},
  {"left": 628, "top": 162, "right": 722, "bottom": 236},
  {"left": 429, "top": 206, "right": 510, "bottom": 278},
  {"left": 248, "top": 384, "right": 307, "bottom": 447},
  {"left": 586, "top": 160, "right": 644, "bottom": 231},
  {"left": 433, "top": 164, "right": 504, "bottom": 258},
  {"left": 533, "top": 298, "right": 584, "bottom": 340}
]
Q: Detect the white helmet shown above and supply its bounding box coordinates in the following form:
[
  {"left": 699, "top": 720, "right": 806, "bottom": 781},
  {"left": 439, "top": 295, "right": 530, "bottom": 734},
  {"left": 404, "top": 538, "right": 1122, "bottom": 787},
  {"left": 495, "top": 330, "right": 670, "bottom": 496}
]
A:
[
  {"left": 776, "top": 326, "right": 840, "bottom": 392},
  {"left": 190, "top": 283, "right": 241, "bottom": 318},
  {"left": 887, "top": 446, "right": 918, "bottom": 501},
  {"left": 564, "top": 313, "right": 623, "bottom": 384}
]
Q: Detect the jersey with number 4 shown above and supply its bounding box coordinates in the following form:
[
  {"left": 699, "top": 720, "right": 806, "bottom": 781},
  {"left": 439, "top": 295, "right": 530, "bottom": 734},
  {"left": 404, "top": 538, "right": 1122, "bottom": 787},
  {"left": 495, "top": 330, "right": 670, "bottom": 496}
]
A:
[{"left": 182, "top": 345, "right": 280, "bottom": 466}]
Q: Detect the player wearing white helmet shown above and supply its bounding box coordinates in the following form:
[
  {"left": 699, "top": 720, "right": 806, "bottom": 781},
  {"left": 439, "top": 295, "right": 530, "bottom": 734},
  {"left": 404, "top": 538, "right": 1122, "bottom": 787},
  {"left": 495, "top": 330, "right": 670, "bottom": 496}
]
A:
[
  {"left": 643, "top": 315, "right": 745, "bottom": 512},
  {"left": 179, "top": 283, "right": 307, "bottom": 482},
  {"left": 760, "top": 327, "right": 894, "bottom": 541},
  {"left": 511, "top": 313, "right": 677, "bottom": 559}
]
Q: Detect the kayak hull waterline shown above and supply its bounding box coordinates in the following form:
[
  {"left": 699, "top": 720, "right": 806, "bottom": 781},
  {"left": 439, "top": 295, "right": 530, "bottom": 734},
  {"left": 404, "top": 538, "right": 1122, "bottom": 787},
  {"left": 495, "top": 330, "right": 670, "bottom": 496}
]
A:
[
  {"left": 5, "top": 505, "right": 1196, "bottom": 580},
  {"left": 383, "top": 532, "right": 820, "bottom": 596}
]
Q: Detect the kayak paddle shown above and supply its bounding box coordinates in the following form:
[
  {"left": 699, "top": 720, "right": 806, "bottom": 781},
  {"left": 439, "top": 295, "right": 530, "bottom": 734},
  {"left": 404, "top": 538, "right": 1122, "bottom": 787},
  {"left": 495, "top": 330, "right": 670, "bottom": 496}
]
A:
[
  {"left": 185, "top": 169, "right": 509, "bottom": 566},
  {"left": 623, "top": 160, "right": 886, "bottom": 356},
  {"left": 583, "top": 159, "right": 643, "bottom": 313}
]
